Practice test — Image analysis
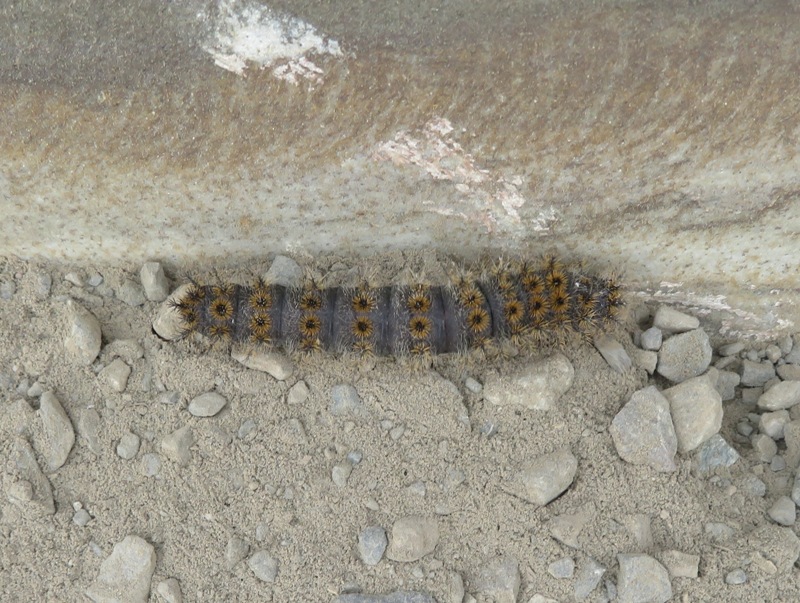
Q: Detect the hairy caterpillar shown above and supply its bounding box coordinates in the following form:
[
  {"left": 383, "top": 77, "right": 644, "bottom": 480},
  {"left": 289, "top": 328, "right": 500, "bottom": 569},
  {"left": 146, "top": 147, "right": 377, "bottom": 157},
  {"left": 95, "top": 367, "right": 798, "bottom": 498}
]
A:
[{"left": 171, "top": 258, "right": 623, "bottom": 356}]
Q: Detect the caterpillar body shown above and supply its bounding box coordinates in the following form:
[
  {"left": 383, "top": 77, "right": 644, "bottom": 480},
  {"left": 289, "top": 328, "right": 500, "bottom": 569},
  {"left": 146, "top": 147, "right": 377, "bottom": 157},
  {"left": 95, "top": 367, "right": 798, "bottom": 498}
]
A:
[{"left": 171, "top": 258, "right": 623, "bottom": 356}]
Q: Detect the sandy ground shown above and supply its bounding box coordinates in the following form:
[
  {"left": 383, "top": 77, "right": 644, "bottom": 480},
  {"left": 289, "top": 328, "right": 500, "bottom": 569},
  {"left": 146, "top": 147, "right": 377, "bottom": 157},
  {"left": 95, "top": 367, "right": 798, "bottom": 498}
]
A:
[{"left": 0, "top": 253, "right": 798, "bottom": 602}]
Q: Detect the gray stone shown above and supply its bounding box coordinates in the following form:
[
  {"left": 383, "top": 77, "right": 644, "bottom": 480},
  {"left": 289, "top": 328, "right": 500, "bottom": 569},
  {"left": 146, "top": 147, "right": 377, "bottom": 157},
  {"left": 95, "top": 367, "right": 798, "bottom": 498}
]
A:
[
  {"left": 547, "top": 505, "right": 593, "bottom": 548},
  {"left": 64, "top": 300, "right": 102, "bottom": 365},
  {"left": 793, "top": 472, "right": 800, "bottom": 506},
  {"left": 696, "top": 434, "right": 739, "bottom": 471},
  {"left": 657, "top": 328, "right": 712, "bottom": 383},
  {"left": 741, "top": 387, "right": 763, "bottom": 405},
  {"left": 474, "top": 556, "right": 520, "bottom": 603},
  {"left": 779, "top": 335, "right": 794, "bottom": 355},
  {"left": 155, "top": 578, "right": 183, "bottom": 603},
  {"left": 747, "top": 525, "right": 800, "bottom": 573},
  {"left": 657, "top": 550, "right": 699, "bottom": 578},
  {"left": 231, "top": 346, "right": 294, "bottom": 381},
  {"left": 188, "top": 392, "right": 228, "bottom": 417},
  {"left": 759, "top": 410, "right": 790, "bottom": 439},
  {"left": 631, "top": 349, "right": 658, "bottom": 375},
  {"left": 116, "top": 432, "right": 140, "bottom": 460},
  {"left": 37, "top": 391, "right": 75, "bottom": 471},
  {"left": 2, "top": 438, "right": 55, "bottom": 516},
  {"left": 777, "top": 364, "right": 800, "bottom": 381},
  {"left": 653, "top": 306, "right": 699, "bottom": 332},
  {"left": 718, "top": 342, "right": 745, "bottom": 357},
  {"left": 140, "top": 453, "right": 161, "bottom": 477},
  {"left": 332, "top": 460, "right": 353, "bottom": 487},
  {"left": 758, "top": 380, "right": 800, "bottom": 411},
  {"left": 714, "top": 370, "right": 740, "bottom": 401},
  {"left": 766, "top": 344, "right": 783, "bottom": 363},
  {"left": 663, "top": 375, "right": 723, "bottom": 453},
  {"left": 73, "top": 508, "right": 92, "bottom": 526},
  {"left": 616, "top": 554, "right": 672, "bottom": 603},
  {"left": 85, "top": 535, "right": 156, "bottom": 603},
  {"left": 464, "top": 377, "right": 483, "bottom": 393},
  {"left": 330, "top": 384, "right": 367, "bottom": 417},
  {"left": 610, "top": 386, "right": 677, "bottom": 472},
  {"left": 574, "top": 557, "right": 606, "bottom": 600},
  {"left": 117, "top": 279, "right": 147, "bottom": 306},
  {"left": 264, "top": 255, "right": 304, "bottom": 287},
  {"left": 741, "top": 359, "right": 776, "bottom": 387},
  {"left": 152, "top": 284, "right": 192, "bottom": 341},
  {"left": 751, "top": 433, "right": 778, "bottom": 462},
  {"left": 287, "top": 380, "right": 310, "bottom": 404},
  {"left": 767, "top": 496, "right": 796, "bottom": 526},
  {"left": 785, "top": 420, "right": 800, "bottom": 469},
  {"left": 140, "top": 261, "right": 170, "bottom": 302},
  {"left": 770, "top": 455, "right": 786, "bottom": 471},
  {"left": 247, "top": 550, "right": 278, "bottom": 582},
  {"left": 547, "top": 557, "right": 575, "bottom": 578},
  {"left": 161, "top": 426, "right": 194, "bottom": 465},
  {"left": 725, "top": 569, "right": 747, "bottom": 585},
  {"left": 511, "top": 448, "right": 578, "bottom": 505},
  {"left": 704, "top": 522, "right": 735, "bottom": 542},
  {"left": 594, "top": 335, "right": 632, "bottom": 373},
  {"left": 386, "top": 516, "right": 439, "bottom": 562},
  {"left": 224, "top": 537, "right": 250, "bottom": 569},
  {"left": 99, "top": 358, "right": 131, "bottom": 392},
  {"left": 484, "top": 353, "right": 574, "bottom": 411},
  {"left": 640, "top": 327, "right": 663, "bottom": 351},
  {"left": 358, "top": 526, "right": 388, "bottom": 566},
  {"left": 740, "top": 474, "right": 767, "bottom": 497}
]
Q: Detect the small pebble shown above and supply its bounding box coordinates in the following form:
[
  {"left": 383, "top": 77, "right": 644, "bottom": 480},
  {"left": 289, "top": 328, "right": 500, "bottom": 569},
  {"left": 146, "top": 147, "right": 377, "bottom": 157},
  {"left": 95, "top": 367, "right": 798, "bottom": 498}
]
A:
[
  {"left": 287, "top": 380, "right": 310, "bottom": 404},
  {"left": 264, "top": 255, "right": 303, "bottom": 287},
  {"left": 725, "top": 569, "right": 748, "bottom": 585},
  {"left": 225, "top": 537, "right": 250, "bottom": 569},
  {"left": 770, "top": 455, "right": 786, "bottom": 472},
  {"left": 161, "top": 426, "right": 194, "bottom": 465},
  {"left": 231, "top": 347, "right": 294, "bottom": 381},
  {"left": 330, "top": 384, "right": 367, "bottom": 417},
  {"left": 610, "top": 386, "right": 677, "bottom": 472},
  {"left": 116, "top": 279, "right": 146, "bottom": 306},
  {"left": 155, "top": 577, "right": 183, "bottom": 603},
  {"left": 188, "top": 392, "right": 228, "bottom": 417},
  {"left": 484, "top": 353, "right": 574, "bottom": 410},
  {"left": 386, "top": 516, "right": 439, "bottom": 562},
  {"left": 653, "top": 306, "right": 699, "bottom": 332},
  {"left": 238, "top": 418, "right": 257, "bottom": 439},
  {"left": 741, "top": 359, "right": 777, "bottom": 387},
  {"left": 87, "top": 273, "right": 104, "bottom": 287},
  {"left": 473, "top": 556, "right": 521, "bottom": 603},
  {"left": 140, "top": 453, "right": 161, "bottom": 477},
  {"left": 640, "top": 327, "right": 663, "bottom": 351},
  {"left": 696, "top": 434, "right": 739, "bottom": 472},
  {"left": 358, "top": 526, "right": 388, "bottom": 566},
  {"left": 758, "top": 381, "right": 800, "bottom": 411},
  {"left": 116, "top": 432, "right": 140, "bottom": 460},
  {"left": 751, "top": 433, "right": 778, "bottom": 462},
  {"left": 547, "top": 557, "right": 575, "bottom": 578},
  {"left": 574, "top": 557, "right": 606, "bottom": 600},
  {"left": 767, "top": 496, "right": 797, "bottom": 526},
  {"left": 332, "top": 461, "right": 353, "bottom": 487},
  {"left": 739, "top": 474, "right": 766, "bottom": 497},
  {"left": 247, "top": 550, "right": 278, "bottom": 582},
  {"left": 6, "top": 439, "right": 54, "bottom": 516},
  {"left": 464, "top": 377, "right": 483, "bottom": 393},
  {"left": 718, "top": 342, "right": 745, "bottom": 357},
  {"left": 663, "top": 375, "right": 723, "bottom": 453},
  {"left": 73, "top": 508, "right": 92, "bottom": 526},
  {"left": 594, "top": 335, "right": 632, "bottom": 373},
  {"left": 511, "top": 448, "right": 578, "bottom": 506},
  {"left": 64, "top": 300, "right": 102, "bottom": 365},
  {"left": 140, "top": 262, "right": 170, "bottom": 302},
  {"left": 38, "top": 391, "right": 76, "bottom": 471},
  {"left": 99, "top": 358, "right": 131, "bottom": 393},
  {"left": 85, "top": 535, "right": 156, "bottom": 603},
  {"left": 616, "top": 554, "right": 672, "bottom": 603},
  {"left": 158, "top": 391, "right": 180, "bottom": 405},
  {"left": 658, "top": 550, "right": 699, "bottom": 578}
]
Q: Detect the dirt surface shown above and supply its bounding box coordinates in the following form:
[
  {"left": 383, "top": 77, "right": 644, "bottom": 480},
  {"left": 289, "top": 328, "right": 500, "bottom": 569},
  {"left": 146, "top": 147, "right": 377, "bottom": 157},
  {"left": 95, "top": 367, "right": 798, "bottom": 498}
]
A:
[{"left": 0, "top": 253, "right": 798, "bottom": 602}]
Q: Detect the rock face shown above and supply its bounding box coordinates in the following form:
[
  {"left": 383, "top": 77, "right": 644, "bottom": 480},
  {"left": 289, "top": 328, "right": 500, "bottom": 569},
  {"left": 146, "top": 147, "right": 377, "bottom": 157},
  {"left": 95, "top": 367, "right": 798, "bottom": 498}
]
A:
[{"left": 85, "top": 535, "right": 157, "bottom": 603}]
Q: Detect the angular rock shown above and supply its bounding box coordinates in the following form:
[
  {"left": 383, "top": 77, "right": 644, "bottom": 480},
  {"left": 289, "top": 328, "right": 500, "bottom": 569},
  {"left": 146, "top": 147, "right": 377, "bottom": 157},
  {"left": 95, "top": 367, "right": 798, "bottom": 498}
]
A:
[
  {"left": 155, "top": 578, "right": 183, "bottom": 603},
  {"left": 751, "top": 433, "right": 778, "bottom": 462},
  {"left": 152, "top": 284, "right": 192, "bottom": 341},
  {"left": 140, "top": 261, "right": 170, "bottom": 302},
  {"left": 386, "top": 516, "right": 439, "bottom": 562},
  {"left": 658, "top": 550, "right": 699, "bottom": 578},
  {"left": 656, "top": 328, "right": 712, "bottom": 383},
  {"left": 224, "top": 536, "right": 250, "bottom": 570},
  {"left": 653, "top": 307, "right": 699, "bottom": 332},
  {"left": 484, "top": 353, "right": 574, "bottom": 411},
  {"left": 741, "top": 359, "right": 776, "bottom": 387},
  {"left": 474, "top": 556, "right": 520, "bottom": 603},
  {"left": 767, "top": 496, "right": 797, "bottom": 526},
  {"left": 663, "top": 375, "right": 723, "bottom": 453},
  {"left": 85, "top": 535, "right": 156, "bottom": 603},
  {"left": 759, "top": 410, "right": 790, "bottom": 440},
  {"left": 64, "top": 300, "right": 102, "bottom": 365},
  {"left": 547, "top": 505, "right": 593, "bottom": 548},
  {"left": 616, "top": 554, "right": 672, "bottom": 603},
  {"left": 696, "top": 434, "right": 739, "bottom": 471},
  {"left": 247, "top": 550, "right": 278, "bottom": 582},
  {"left": 161, "top": 426, "right": 194, "bottom": 465},
  {"left": 99, "top": 358, "right": 131, "bottom": 393},
  {"left": 188, "top": 392, "right": 228, "bottom": 417},
  {"left": 330, "top": 384, "right": 367, "bottom": 417},
  {"left": 231, "top": 346, "right": 294, "bottom": 381},
  {"left": 610, "top": 386, "right": 677, "bottom": 472},
  {"left": 510, "top": 448, "right": 578, "bottom": 505},
  {"left": 747, "top": 525, "right": 800, "bottom": 573},
  {"left": 3, "top": 438, "right": 55, "bottom": 516},
  {"left": 594, "top": 335, "right": 632, "bottom": 373},
  {"left": 37, "top": 391, "right": 75, "bottom": 471},
  {"left": 264, "top": 255, "right": 304, "bottom": 287},
  {"left": 358, "top": 526, "right": 388, "bottom": 566},
  {"left": 287, "top": 380, "right": 310, "bottom": 405},
  {"left": 639, "top": 327, "right": 663, "bottom": 351},
  {"left": 574, "top": 557, "right": 606, "bottom": 600},
  {"left": 758, "top": 381, "right": 800, "bottom": 411}
]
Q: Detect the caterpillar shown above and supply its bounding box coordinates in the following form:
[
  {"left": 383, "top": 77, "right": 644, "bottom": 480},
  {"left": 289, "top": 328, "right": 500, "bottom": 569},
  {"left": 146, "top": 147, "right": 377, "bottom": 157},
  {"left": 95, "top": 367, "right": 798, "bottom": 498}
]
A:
[{"left": 170, "top": 258, "right": 623, "bottom": 356}]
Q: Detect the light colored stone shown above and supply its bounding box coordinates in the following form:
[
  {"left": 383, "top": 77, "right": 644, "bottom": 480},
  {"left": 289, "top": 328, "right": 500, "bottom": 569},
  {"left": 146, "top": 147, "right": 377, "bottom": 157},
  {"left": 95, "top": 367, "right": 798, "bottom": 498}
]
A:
[
  {"left": 767, "top": 496, "right": 797, "bottom": 526},
  {"left": 287, "top": 380, "right": 310, "bottom": 404},
  {"left": 653, "top": 306, "right": 699, "bottom": 332},
  {"left": 640, "top": 327, "right": 663, "bottom": 351},
  {"left": 85, "top": 535, "right": 157, "bottom": 603},
  {"left": 610, "top": 386, "right": 677, "bottom": 472},
  {"left": 594, "top": 334, "right": 632, "bottom": 373},
  {"left": 330, "top": 384, "right": 367, "bottom": 417},
  {"left": 474, "top": 556, "right": 520, "bottom": 603},
  {"left": 99, "top": 358, "right": 131, "bottom": 392},
  {"left": 161, "top": 426, "right": 194, "bottom": 465},
  {"left": 758, "top": 380, "right": 800, "bottom": 411},
  {"left": 358, "top": 526, "right": 388, "bottom": 566},
  {"left": 511, "top": 448, "right": 578, "bottom": 505},
  {"left": 37, "top": 391, "right": 75, "bottom": 471},
  {"left": 741, "top": 359, "right": 776, "bottom": 387},
  {"left": 140, "top": 261, "right": 170, "bottom": 302},
  {"left": 225, "top": 537, "right": 250, "bottom": 570},
  {"left": 152, "top": 284, "right": 192, "bottom": 341},
  {"left": 386, "top": 516, "right": 439, "bottom": 562},
  {"left": 663, "top": 375, "right": 723, "bottom": 453},
  {"left": 658, "top": 550, "right": 699, "bottom": 578},
  {"left": 484, "top": 353, "right": 574, "bottom": 411},
  {"left": 2, "top": 438, "right": 55, "bottom": 516},
  {"left": 64, "top": 300, "right": 102, "bottom": 365},
  {"left": 247, "top": 550, "right": 278, "bottom": 582},
  {"left": 155, "top": 577, "right": 183, "bottom": 603},
  {"left": 116, "top": 432, "right": 141, "bottom": 460},
  {"left": 759, "top": 410, "right": 790, "bottom": 439},
  {"left": 696, "top": 434, "right": 739, "bottom": 471},
  {"left": 188, "top": 392, "right": 228, "bottom": 417},
  {"left": 616, "top": 554, "right": 672, "bottom": 603},
  {"left": 657, "top": 328, "right": 712, "bottom": 383},
  {"left": 231, "top": 346, "right": 294, "bottom": 380}
]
